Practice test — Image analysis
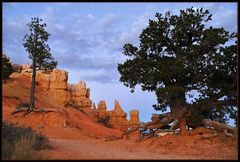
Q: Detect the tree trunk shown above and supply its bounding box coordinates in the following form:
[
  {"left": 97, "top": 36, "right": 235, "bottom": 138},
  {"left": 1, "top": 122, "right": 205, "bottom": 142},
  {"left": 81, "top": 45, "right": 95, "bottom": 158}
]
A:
[
  {"left": 202, "top": 119, "right": 237, "bottom": 136},
  {"left": 170, "top": 96, "right": 188, "bottom": 135},
  {"left": 29, "top": 60, "right": 36, "bottom": 111},
  {"left": 179, "top": 117, "right": 188, "bottom": 135}
]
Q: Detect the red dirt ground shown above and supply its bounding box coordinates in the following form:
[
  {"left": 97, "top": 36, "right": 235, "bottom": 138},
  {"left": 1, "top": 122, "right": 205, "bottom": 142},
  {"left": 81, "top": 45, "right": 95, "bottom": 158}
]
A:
[{"left": 2, "top": 77, "right": 238, "bottom": 160}]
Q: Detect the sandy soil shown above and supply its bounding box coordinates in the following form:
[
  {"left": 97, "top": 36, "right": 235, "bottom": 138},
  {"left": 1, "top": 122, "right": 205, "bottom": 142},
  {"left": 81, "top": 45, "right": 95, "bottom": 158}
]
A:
[
  {"left": 39, "top": 135, "right": 238, "bottom": 160},
  {"left": 2, "top": 77, "right": 238, "bottom": 160},
  {"left": 41, "top": 138, "right": 198, "bottom": 160}
]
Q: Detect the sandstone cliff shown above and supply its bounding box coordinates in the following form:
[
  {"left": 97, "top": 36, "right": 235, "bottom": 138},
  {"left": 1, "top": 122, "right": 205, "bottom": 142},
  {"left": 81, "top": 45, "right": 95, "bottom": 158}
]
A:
[{"left": 9, "top": 64, "right": 141, "bottom": 131}]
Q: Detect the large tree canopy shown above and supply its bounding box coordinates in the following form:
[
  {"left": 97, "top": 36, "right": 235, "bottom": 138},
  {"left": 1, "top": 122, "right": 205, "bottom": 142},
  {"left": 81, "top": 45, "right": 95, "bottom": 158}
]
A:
[{"left": 118, "top": 7, "right": 237, "bottom": 129}]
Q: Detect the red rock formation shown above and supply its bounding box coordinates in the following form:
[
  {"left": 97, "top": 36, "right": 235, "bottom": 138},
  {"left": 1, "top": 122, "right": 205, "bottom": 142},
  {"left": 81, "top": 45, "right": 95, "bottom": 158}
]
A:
[
  {"left": 108, "top": 100, "right": 128, "bottom": 131},
  {"left": 129, "top": 110, "right": 140, "bottom": 124},
  {"left": 47, "top": 69, "right": 69, "bottom": 107},
  {"left": 9, "top": 64, "right": 141, "bottom": 131},
  {"left": 96, "top": 100, "right": 109, "bottom": 119},
  {"left": 68, "top": 80, "right": 93, "bottom": 117},
  {"left": 128, "top": 109, "right": 140, "bottom": 129},
  {"left": 69, "top": 81, "right": 92, "bottom": 107},
  {"left": 9, "top": 65, "right": 91, "bottom": 109}
]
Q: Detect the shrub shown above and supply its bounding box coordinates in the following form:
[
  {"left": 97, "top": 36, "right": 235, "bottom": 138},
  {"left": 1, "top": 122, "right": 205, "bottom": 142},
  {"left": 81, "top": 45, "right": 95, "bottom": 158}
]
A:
[
  {"left": 97, "top": 116, "right": 112, "bottom": 128},
  {"left": 2, "top": 54, "right": 14, "bottom": 80},
  {"left": 2, "top": 121, "right": 48, "bottom": 160}
]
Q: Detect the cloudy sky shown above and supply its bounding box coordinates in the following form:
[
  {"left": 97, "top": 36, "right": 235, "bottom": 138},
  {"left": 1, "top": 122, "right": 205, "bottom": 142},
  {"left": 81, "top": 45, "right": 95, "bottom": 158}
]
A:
[{"left": 3, "top": 2, "right": 237, "bottom": 123}]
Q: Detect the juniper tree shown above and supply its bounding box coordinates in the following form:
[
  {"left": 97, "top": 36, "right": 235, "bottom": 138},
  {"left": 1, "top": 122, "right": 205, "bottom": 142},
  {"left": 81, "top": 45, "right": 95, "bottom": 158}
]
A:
[{"left": 118, "top": 7, "right": 237, "bottom": 134}]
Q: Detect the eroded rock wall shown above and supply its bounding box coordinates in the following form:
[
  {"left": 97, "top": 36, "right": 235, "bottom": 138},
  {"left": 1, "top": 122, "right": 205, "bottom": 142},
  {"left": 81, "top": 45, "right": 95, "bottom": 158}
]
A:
[
  {"left": 9, "top": 64, "right": 141, "bottom": 131},
  {"left": 9, "top": 65, "right": 91, "bottom": 109}
]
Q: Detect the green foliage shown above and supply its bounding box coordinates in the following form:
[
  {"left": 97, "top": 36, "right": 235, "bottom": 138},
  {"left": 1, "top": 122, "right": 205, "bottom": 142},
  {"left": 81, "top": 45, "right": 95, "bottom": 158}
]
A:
[
  {"left": 97, "top": 116, "right": 111, "bottom": 128},
  {"left": 2, "top": 54, "right": 14, "bottom": 80},
  {"left": 23, "top": 17, "right": 57, "bottom": 71},
  {"left": 23, "top": 17, "right": 58, "bottom": 109},
  {"left": 2, "top": 121, "right": 48, "bottom": 160},
  {"left": 118, "top": 7, "right": 237, "bottom": 124}
]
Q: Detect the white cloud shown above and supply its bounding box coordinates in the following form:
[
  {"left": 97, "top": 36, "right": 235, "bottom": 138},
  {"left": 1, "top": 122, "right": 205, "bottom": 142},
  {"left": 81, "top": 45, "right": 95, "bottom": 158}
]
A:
[
  {"left": 39, "top": 6, "right": 59, "bottom": 23},
  {"left": 87, "top": 13, "right": 95, "bottom": 20},
  {"left": 97, "top": 14, "right": 116, "bottom": 29},
  {"left": 203, "top": 3, "right": 237, "bottom": 33}
]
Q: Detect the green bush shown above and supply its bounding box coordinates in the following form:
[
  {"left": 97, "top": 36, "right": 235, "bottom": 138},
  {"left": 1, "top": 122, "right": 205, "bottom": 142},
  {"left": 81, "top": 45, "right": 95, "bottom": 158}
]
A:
[
  {"left": 97, "top": 116, "right": 112, "bottom": 128},
  {"left": 2, "top": 121, "right": 48, "bottom": 160},
  {"left": 2, "top": 54, "right": 14, "bottom": 80}
]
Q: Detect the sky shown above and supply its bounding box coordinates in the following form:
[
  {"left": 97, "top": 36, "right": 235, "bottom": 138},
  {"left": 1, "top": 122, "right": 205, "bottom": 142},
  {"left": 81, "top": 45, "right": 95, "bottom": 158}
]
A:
[{"left": 2, "top": 2, "right": 237, "bottom": 125}]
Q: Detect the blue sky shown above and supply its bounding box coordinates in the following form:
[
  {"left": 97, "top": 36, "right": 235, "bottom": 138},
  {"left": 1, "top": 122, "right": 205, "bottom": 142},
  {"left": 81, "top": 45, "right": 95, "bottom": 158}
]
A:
[{"left": 3, "top": 2, "right": 237, "bottom": 125}]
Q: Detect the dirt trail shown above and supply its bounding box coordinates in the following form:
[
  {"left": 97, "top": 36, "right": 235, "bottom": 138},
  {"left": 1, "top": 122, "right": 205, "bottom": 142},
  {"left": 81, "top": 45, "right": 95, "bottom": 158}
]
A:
[{"left": 42, "top": 138, "right": 200, "bottom": 160}]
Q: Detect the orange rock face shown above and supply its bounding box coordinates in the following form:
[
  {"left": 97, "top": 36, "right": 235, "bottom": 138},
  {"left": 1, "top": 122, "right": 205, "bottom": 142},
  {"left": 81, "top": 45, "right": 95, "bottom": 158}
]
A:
[
  {"left": 91, "top": 100, "right": 142, "bottom": 131},
  {"left": 68, "top": 80, "right": 93, "bottom": 117},
  {"left": 48, "top": 69, "right": 69, "bottom": 108},
  {"left": 95, "top": 100, "right": 108, "bottom": 119},
  {"left": 128, "top": 110, "right": 140, "bottom": 129},
  {"left": 9, "top": 64, "right": 141, "bottom": 131},
  {"left": 93, "top": 100, "right": 130, "bottom": 131},
  {"left": 9, "top": 66, "right": 91, "bottom": 109},
  {"left": 128, "top": 109, "right": 140, "bottom": 125},
  {"left": 108, "top": 100, "right": 128, "bottom": 131},
  {"left": 68, "top": 80, "right": 92, "bottom": 108}
]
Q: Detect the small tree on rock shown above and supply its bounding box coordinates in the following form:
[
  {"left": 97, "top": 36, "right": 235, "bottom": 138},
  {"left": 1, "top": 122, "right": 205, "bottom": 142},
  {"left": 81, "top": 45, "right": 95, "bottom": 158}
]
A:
[{"left": 17, "top": 17, "right": 58, "bottom": 115}]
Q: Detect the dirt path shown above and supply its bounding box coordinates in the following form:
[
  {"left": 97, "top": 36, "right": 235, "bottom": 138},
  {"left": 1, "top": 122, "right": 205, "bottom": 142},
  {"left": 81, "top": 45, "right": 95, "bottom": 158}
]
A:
[{"left": 41, "top": 138, "right": 199, "bottom": 160}]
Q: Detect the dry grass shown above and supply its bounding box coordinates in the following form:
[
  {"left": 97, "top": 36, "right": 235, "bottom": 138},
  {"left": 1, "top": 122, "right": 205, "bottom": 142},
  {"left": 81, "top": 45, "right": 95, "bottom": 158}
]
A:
[{"left": 2, "top": 121, "right": 49, "bottom": 160}]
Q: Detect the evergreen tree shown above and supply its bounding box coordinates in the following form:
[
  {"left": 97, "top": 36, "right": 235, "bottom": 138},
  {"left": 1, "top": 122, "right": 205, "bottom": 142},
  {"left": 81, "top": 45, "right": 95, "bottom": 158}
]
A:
[
  {"left": 23, "top": 17, "right": 57, "bottom": 114},
  {"left": 118, "top": 7, "right": 237, "bottom": 133}
]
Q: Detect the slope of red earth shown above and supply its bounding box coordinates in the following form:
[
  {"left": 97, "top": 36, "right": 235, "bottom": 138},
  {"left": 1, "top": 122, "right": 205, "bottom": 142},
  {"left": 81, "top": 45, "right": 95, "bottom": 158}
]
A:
[
  {"left": 2, "top": 77, "right": 238, "bottom": 160},
  {"left": 2, "top": 77, "right": 122, "bottom": 139}
]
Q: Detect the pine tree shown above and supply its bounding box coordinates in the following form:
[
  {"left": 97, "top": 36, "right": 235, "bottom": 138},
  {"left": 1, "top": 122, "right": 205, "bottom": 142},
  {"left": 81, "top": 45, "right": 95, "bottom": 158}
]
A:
[{"left": 21, "top": 17, "right": 57, "bottom": 115}]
